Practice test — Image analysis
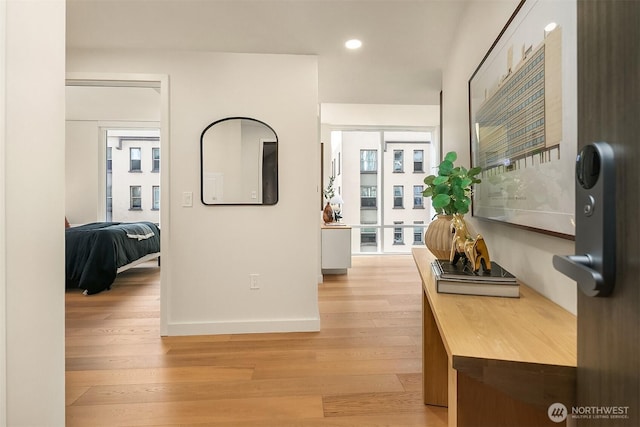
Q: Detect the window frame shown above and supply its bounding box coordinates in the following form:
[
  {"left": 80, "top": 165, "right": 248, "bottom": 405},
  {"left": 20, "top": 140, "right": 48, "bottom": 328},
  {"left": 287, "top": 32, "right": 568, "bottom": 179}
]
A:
[
  {"left": 413, "top": 149, "right": 424, "bottom": 173},
  {"left": 393, "top": 221, "right": 404, "bottom": 245},
  {"left": 413, "top": 185, "right": 424, "bottom": 209},
  {"left": 360, "top": 149, "right": 378, "bottom": 173},
  {"left": 360, "top": 227, "right": 378, "bottom": 246},
  {"left": 360, "top": 185, "right": 378, "bottom": 208},
  {"left": 130, "top": 185, "right": 142, "bottom": 210},
  {"left": 413, "top": 221, "right": 425, "bottom": 245},
  {"left": 393, "top": 149, "right": 404, "bottom": 173},
  {"left": 152, "top": 147, "right": 160, "bottom": 172},
  {"left": 106, "top": 147, "right": 112, "bottom": 173},
  {"left": 393, "top": 185, "right": 404, "bottom": 209},
  {"left": 152, "top": 185, "right": 160, "bottom": 210},
  {"left": 130, "top": 147, "right": 142, "bottom": 172}
]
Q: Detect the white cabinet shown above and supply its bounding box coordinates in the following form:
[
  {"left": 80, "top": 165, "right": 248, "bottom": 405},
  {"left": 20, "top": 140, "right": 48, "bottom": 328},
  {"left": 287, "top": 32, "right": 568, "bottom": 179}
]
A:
[{"left": 321, "top": 225, "right": 352, "bottom": 274}]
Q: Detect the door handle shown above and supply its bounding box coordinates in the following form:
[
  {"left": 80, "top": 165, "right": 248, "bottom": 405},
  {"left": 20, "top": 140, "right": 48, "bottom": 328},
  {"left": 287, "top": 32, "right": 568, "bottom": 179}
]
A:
[
  {"left": 553, "top": 142, "right": 615, "bottom": 297},
  {"left": 552, "top": 254, "right": 603, "bottom": 296}
]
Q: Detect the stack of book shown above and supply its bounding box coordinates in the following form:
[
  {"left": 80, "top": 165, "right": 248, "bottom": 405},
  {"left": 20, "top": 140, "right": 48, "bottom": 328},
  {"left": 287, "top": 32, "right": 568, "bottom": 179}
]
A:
[{"left": 431, "top": 258, "right": 519, "bottom": 298}]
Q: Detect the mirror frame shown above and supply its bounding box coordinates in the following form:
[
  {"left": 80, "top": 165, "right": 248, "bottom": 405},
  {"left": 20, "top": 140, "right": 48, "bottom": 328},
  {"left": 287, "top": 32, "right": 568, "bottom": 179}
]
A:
[{"left": 200, "top": 116, "right": 279, "bottom": 206}]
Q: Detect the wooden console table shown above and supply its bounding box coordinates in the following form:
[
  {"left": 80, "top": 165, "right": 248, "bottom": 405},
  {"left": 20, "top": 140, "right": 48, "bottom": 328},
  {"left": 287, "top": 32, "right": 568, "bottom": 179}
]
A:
[{"left": 412, "top": 247, "right": 577, "bottom": 426}]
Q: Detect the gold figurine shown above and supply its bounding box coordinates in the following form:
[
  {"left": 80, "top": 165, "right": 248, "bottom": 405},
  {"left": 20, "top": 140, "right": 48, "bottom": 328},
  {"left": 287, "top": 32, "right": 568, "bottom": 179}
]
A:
[{"left": 450, "top": 213, "right": 491, "bottom": 273}]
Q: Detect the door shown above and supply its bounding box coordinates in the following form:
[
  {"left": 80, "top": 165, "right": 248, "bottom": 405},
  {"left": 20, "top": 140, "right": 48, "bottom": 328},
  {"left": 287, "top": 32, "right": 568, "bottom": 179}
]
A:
[{"left": 577, "top": 1, "right": 639, "bottom": 425}]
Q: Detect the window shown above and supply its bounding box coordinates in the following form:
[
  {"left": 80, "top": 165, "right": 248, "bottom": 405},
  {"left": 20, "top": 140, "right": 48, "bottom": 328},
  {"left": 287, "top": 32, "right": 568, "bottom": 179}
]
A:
[
  {"left": 393, "top": 185, "right": 404, "bottom": 208},
  {"left": 393, "top": 150, "right": 404, "bottom": 172},
  {"left": 130, "top": 186, "right": 142, "bottom": 210},
  {"left": 360, "top": 150, "right": 377, "bottom": 172},
  {"left": 130, "top": 147, "right": 141, "bottom": 172},
  {"left": 106, "top": 129, "right": 160, "bottom": 222},
  {"left": 413, "top": 221, "right": 424, "bottom": 244},
  {"left": 152, "top": 186, "right": 160, "bottom": 210},
  {"left": 394, "top": 221, "right": 404, "bottom": 245},
  {"left": 152, "top": 147, "right": 160, "bottom": 172},
  {"left": 106, "top": 184, "right": 112, "bottom": 221},
  {"left": 414, "top": 150, "right": 424, "bottom": 172},
  {"left": 413, "top": 185, "right": 424, "bottom": 208},
  {"left": 361, "top": 185, "right": 377, "bottom": 208},
  {"left": 106, "top": 147, "right": 112, "bottom": 172},
  {"left": 361, "top": 228, "right": 377, "bottom": 246}
]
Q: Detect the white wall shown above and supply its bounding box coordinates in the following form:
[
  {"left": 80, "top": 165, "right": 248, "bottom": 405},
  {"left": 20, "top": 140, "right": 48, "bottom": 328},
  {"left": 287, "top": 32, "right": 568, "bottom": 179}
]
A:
[
  {"left": 66, "top": 86, "right": 161, "bottom": 122},
  {"left": 441, "top": 0, "right": 577, "bottom": 314},
  {"left": 67, "top": 49, "right": 321, "bottom": 335},
  {"left": 321, "top": 103, "right": 439, "bottom": 127},
  {"left": 2, "top": 0, "right": 66, "bottom": 425},
  {"left": 66, "top": 86, "right": 161, "bottom": 224},
  {"left": 66, "top": 120, "right": 100, "bottom": 222},
  {"left": 0, "top": 2, "right": 6, "bottom": 423}
]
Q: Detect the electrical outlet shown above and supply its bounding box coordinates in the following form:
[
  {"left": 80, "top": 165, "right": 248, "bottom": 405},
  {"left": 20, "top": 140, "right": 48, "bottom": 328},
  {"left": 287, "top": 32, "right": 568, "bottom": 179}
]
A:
[{"left": 249, "top": 274, "right": 260, "bottom": 290}]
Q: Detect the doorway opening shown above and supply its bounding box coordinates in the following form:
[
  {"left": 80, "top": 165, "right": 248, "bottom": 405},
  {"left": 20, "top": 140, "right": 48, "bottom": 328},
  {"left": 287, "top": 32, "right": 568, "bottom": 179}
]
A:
[{"left": 65, "top": 73, "right": 170, "bottom": 334}]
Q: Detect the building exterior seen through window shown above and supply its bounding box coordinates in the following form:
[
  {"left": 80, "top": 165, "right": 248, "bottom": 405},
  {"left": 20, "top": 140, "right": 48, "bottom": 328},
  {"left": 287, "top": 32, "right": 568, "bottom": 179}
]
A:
[
  {"left": 106, "top": 129, "right": 160, "bottom": 223},
  {"left": 329, "top": 129, "right": 435, "bottom": 254}
]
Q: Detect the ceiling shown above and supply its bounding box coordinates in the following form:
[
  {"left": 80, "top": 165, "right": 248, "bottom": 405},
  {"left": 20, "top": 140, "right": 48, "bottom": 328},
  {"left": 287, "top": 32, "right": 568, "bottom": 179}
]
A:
[{"left": 66, "top": 0, "right": 469, "bottom": 106}]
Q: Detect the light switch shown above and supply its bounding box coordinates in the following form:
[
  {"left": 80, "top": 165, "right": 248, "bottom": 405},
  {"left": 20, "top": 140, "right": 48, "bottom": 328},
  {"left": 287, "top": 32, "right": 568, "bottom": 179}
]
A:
[{"left": 182, "top": 191, "right": 193, "bottom": 207}]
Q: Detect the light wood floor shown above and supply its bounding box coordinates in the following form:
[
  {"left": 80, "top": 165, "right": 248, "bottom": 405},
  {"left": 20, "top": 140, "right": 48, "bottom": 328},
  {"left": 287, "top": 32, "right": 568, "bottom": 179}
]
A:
[{"left": 65, "top": 255, "right": 447, "bottom": 426}]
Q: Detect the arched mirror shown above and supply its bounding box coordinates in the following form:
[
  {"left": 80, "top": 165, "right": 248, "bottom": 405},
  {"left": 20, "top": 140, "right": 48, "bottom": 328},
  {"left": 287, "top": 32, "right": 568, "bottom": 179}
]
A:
[{"left": 200, "top": 117, "right": 278, "bottom": 205}]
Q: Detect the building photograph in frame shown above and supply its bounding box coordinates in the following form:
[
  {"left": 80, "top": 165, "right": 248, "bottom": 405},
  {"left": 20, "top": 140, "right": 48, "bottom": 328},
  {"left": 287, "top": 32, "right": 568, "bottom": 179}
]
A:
[{"left": 469, "top": 0, "right": 577, "bottom": 238}]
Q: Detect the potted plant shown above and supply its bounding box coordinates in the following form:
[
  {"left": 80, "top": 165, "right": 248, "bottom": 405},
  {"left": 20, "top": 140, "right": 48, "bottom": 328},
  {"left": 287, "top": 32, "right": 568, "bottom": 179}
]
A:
[
  {"left": 323, "top": 175, "right": 340, "bottom": 223},
  {"left": 422, "top": 151, "right": 482, "bottom": 259}
]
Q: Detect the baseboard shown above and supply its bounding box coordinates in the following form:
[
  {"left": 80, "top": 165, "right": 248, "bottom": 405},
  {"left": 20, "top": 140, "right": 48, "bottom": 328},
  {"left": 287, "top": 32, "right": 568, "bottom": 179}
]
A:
[
  {"left": 165, "top": 317, "right": 321, "bottom": 336},
  {"left": 322, "top": 268, "right": 348, "bottom": 275}
]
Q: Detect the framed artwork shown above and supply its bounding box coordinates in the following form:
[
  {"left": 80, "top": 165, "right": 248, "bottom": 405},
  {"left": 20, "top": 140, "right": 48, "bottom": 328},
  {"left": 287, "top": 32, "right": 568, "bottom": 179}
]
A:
[
  {"left": 439, "top": 90, "right": 443, "bottom": 161},
  {"left": 469, "top": 0, "right": 577, "bottom": 238}
]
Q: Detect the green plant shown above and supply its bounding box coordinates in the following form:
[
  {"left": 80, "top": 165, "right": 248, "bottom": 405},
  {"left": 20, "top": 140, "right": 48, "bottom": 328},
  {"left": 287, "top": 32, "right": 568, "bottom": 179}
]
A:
[
  {"left": 422, "top": 151, "right": 482, "bottom": 216},
  {"left": 324, "top": 175, "right": 336, "bottom": 201}
]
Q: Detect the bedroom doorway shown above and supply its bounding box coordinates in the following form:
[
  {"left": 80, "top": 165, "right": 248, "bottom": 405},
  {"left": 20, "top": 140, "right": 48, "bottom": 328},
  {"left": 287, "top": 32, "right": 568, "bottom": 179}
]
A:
[{"left": 65, "top": 73, "right": 170, "bottom": 335}]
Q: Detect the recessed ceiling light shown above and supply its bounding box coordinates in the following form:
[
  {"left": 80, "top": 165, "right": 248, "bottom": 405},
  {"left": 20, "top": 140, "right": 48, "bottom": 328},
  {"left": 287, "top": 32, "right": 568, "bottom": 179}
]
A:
[
  {"left": 345, "top": 39, "right": 362, "bottom": 50},
  {"left": 544, "top": 22, "right": 557, "bottom": 32}
]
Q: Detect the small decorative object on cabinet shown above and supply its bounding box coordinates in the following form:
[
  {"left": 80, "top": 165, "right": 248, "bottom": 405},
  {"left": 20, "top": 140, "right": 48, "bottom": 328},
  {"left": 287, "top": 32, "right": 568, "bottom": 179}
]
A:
[
  {"left": 424, "top": 214, "right": 454, "bottom": 260},
  {"left": 431, "top": 257, "right": 518, "bottom": 298},
  {"left": 330, "top": 194, "right": 344, "bottom": 222},
  {"left": 422, "top": 151, "right": 482, "bottom": 260},
  {"left": 322, "top": 202, "right": 334, "bottom": 224},
  {"left": 323, "top": 175, "right": 344, "bottom": 224},
  {"left": 450, "top": 212, "right": 491, "bottom": 272}
]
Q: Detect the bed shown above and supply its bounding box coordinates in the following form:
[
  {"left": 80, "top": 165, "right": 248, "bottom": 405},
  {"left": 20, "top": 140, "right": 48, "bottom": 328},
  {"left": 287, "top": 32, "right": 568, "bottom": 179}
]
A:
[{"left": 65, "top": 221, "right": 161, "bottom": 295}]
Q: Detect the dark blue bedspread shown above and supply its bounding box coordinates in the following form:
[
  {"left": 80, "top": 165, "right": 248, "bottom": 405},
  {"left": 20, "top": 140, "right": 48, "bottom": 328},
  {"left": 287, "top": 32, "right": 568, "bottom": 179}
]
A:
[{"left": 65, "top": 222, "right": 160, "bottom": 294}]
